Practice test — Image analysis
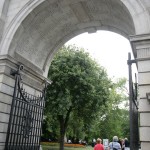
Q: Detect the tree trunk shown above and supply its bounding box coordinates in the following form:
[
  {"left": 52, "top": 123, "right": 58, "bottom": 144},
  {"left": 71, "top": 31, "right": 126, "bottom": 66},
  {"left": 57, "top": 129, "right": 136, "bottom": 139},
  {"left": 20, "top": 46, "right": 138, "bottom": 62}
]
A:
[
  {"left": 58, "top": 115, "right": 65, "bottom": 150},
  {"left": 58, "top": 107, "right": 72, "bottom": 150},
  {"left": 59, "top": 126, "right": 65, "bottom": 150}
]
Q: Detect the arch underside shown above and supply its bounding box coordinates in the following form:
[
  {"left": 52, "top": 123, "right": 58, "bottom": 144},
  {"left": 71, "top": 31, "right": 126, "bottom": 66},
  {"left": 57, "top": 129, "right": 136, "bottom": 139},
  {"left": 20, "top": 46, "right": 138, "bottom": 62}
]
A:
[{"left": 8, "top": 0, "right": 135, "bottom": 76}]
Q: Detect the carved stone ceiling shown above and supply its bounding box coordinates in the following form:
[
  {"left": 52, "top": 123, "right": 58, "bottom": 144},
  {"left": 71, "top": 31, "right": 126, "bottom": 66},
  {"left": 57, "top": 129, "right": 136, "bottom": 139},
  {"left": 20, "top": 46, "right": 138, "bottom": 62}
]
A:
[{"left": 9, "top": 0, "right": 135, "bottom": 73}]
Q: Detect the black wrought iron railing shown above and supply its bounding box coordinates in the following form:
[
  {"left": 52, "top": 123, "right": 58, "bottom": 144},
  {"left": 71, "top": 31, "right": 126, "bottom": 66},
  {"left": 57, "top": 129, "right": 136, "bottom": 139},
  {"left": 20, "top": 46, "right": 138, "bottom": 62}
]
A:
[{"left": 5, "top": 65, "right": 46, "bottom": 150}]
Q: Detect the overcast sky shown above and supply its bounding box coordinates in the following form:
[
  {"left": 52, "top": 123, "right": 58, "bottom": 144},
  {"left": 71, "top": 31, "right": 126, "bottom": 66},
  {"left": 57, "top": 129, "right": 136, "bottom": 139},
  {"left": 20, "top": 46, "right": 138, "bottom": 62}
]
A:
[{"left": 66, "top": 30, "right": 137, "bottom": 80}]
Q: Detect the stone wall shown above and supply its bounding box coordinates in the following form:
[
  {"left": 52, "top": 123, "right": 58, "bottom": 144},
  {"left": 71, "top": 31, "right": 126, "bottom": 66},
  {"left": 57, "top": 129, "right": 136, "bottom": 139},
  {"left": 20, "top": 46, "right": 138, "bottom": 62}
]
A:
[{"left": 131, "top": 34, "right": 150, "bottom": 150}]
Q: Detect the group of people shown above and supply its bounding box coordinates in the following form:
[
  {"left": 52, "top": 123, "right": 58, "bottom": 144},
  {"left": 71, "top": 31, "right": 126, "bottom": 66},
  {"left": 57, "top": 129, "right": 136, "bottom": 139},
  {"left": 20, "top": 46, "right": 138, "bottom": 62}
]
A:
[{"left": 94, "top": 136, "right": 130, "bottom": 150}]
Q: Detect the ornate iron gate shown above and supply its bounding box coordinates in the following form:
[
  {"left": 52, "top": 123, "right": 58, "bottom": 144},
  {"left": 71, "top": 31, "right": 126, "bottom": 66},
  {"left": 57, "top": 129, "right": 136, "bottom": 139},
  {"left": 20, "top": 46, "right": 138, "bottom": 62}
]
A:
[
  {"left": 127, "top": 53, "right": 139, "bottom": 150},
  {"left": 5, "top": 65, "right": 46, "bottom": 150}
]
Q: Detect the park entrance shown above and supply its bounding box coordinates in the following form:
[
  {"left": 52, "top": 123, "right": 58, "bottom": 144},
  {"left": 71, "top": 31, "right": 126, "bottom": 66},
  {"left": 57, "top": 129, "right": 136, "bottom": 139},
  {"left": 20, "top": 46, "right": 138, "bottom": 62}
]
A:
[{"left": 0, "top": 0, "right": 150, "bottom": 150}]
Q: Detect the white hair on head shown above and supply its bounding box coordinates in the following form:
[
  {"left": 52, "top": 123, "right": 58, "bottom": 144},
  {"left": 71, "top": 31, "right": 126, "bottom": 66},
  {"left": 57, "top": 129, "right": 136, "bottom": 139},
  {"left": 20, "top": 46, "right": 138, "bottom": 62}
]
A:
[{"left": 113, "top": 136, "right": 118, "bottom": 142}]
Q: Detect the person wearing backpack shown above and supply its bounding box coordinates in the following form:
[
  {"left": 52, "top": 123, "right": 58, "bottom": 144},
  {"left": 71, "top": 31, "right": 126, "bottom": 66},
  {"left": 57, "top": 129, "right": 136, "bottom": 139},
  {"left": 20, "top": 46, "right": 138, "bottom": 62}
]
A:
[{"left": 108, "top": 136, "right": 121, "bottom": 150}]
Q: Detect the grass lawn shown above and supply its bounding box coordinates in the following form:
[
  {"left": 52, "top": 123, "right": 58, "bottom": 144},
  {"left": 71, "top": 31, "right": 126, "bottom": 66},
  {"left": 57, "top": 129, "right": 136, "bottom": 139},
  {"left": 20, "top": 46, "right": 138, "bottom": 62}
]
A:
[{"left": 42, "top": 145, "right": 94, "bottom": 150}]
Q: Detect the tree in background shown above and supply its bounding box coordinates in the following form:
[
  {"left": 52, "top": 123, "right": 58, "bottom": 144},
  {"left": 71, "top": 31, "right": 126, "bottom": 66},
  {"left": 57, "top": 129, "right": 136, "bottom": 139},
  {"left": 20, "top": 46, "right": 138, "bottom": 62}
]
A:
[
  {"left": 87, "top": 78, "right": 130, "bottom": 141},
  {"left": 45, "top": 45, "right": 111, "bottom": 150}
]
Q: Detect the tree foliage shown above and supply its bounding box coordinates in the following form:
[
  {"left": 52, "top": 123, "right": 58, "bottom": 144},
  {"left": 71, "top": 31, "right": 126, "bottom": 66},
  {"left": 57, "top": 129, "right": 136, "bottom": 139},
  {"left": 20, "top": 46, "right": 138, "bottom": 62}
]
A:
[
  {"left": 45, "top": 45, "right": 112, "bottom": 150},
  {"left": 85, "top": 78, "right": 130, "bottom": 141}
]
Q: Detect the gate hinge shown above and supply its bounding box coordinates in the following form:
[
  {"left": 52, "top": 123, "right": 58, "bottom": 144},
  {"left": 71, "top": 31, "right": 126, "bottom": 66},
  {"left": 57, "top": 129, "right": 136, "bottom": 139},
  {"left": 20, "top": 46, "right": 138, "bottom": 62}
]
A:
[
  {"left": 127, "top": 59, "right": 136, "bottom": 65},
  {"left": 10, "top": 65, "right": 24, "bottom": 76},
  {"left": 146, "top": 92, "right": 150, "bottom": 104}
]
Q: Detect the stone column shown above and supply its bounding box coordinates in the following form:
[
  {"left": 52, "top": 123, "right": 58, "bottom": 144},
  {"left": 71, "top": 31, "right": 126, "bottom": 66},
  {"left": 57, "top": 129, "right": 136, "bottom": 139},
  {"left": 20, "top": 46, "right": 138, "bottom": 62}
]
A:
[
  {"left": 0, "top": 55, "right": 48, "bottom": 150},
  {"left": 130, "top": 34, "right": 150, "bottom": 150}
]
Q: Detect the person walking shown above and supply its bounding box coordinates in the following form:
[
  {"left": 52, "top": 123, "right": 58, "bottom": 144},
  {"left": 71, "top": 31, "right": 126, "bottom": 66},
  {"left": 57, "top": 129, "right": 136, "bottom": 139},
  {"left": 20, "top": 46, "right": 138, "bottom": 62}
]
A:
[
  {"left": 108, "top": 136, "right": 121, "bottom": 150},
  {"left": 92, "top": 138, "right": 96, "bottom": 147},
  {"left": 94, "top": 138, "right": 104, "bottom": 150},
  {"left": 118, "top": 138, "right": 125, "bottom": 150},
  {"left": 124, "top": 138, "right": 130, "bottom": 150}
]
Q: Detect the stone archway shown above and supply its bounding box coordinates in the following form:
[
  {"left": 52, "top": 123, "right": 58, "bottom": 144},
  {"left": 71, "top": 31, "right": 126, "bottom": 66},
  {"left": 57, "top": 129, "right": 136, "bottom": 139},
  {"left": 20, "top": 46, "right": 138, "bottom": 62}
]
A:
[
  {"left": 1, "top": 0, "right": 136, "bottom": 76},
  {"left": 0, "top": 0, "right": 150, "bottom": 150}
]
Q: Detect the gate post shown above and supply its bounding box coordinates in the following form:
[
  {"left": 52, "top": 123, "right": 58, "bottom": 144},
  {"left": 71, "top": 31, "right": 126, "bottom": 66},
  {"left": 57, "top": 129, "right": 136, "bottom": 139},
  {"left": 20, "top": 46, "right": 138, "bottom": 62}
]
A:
[
  {"left": 127, "top": 53, "right": 139, "bottom": 150},
  {"left": 0, "top": 56, "right": 49, "bottom": 150},
  {"left": 130, "top": 34, "right": 150, "bottom": 150}
]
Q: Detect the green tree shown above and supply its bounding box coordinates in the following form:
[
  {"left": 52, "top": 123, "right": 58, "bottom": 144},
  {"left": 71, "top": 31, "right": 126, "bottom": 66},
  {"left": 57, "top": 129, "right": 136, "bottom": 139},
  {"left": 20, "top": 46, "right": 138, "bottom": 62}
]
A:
[
  {"left": 42, "top": 113, "right": 59, "bottom": 141},
  {"left": 45, "top": 45, "right": 111, "bottom": 150},
  {"left": 88, "top": 78, "right": 130, "bottom": 140}
]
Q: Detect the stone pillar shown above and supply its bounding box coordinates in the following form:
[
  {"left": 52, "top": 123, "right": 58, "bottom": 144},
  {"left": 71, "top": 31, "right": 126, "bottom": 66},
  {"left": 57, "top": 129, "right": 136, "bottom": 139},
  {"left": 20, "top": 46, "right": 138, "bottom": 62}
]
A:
[
  {"left": 0, "top": 55, "right": 48, "bottom": 150},
  {"left": 130, "top": 34, "right": 150, "bottom": 150}
]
